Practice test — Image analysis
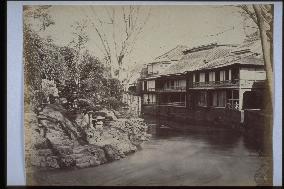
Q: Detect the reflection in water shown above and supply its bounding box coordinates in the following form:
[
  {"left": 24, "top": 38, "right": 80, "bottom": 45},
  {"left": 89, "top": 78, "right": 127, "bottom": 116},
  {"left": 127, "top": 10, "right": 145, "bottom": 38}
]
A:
[
  {"left": 29, "top": 116, "right": 272, "bottom": 186},
  {"left": 145, "top": 116, "right": 266, "bottom": 154}
]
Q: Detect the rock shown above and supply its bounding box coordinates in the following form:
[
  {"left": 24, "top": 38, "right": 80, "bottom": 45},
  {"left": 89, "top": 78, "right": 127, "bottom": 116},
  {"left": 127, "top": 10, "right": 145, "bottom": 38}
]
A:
[
  {"left": 56, "top": 145, "right": 73, "bottom": 155},
  {"left": 76, "top": 162, "right": 91, "bottom": 168},
  {"left": 29, "top": 152, "right": 43, "bottom": 167},
  {"left": 87, "top": 145, "right": 107, "bottom": 164},
  {"left": 33, "top": 137, "right": 51, "bottom": 149},
  {"left": 75, "top": 155, "right": 100, "bottom": 168},
  {"left": 73, "top": 153, "right": 87, "bottom": 159},
  {"left": 46, "top": 156, "right": 60, "bottom": 168},
  {"left": 72, "top": 145, "right": 107, "bottom": 168},
  {"left": 37, "top": 149, "right": 53, "bottom": 156},
  {"left": 75, "top": 155, "right": 94, "bottom": 164},
  {"left": 60, "top": 155, "right": 76, "bottom": 168},
  {"left": 73, "top": 146, "right": 89, "bottom": 154},
  {"left": 103, "top": 144, "right": 121, "bottom": 161},
  {"left": 89, "top": 158, "right": 101, "bottom": 166},
  {"left": 41, "top": 104, "right": 84, "bottom": 141},
  {"left": 25, "top": 104, "right": 150, "bottom": 170},
  {"left": 75, "top": 113, "right": 90, "bottom": 129}
]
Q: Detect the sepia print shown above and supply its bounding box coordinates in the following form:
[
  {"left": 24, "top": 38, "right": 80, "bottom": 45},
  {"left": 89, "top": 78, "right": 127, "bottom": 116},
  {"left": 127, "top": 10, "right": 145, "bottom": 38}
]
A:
[{"left": 24, "top": 4, "right": 274, "bottom": 186}]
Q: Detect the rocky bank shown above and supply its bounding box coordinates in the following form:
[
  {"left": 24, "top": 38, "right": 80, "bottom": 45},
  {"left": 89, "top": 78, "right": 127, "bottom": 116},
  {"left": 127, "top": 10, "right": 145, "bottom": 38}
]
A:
[{"left": 25, "top": 104, "right": 150, "bottom": 172}]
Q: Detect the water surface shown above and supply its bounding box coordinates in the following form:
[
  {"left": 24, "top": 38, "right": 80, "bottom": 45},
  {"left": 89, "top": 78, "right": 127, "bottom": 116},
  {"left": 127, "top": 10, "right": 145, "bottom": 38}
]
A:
[{"left": 28, "top": 117, "right": 269, "bottom": 186}]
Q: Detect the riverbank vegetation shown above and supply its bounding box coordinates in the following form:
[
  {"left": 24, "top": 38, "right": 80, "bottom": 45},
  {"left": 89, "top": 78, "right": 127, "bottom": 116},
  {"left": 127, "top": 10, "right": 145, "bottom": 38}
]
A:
[{"left": 24, "top": 6, "right": 150, "bottom": 173}]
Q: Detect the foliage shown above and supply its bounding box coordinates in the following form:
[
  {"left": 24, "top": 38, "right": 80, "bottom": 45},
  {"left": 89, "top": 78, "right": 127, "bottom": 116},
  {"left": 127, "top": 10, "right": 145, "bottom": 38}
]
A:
[
  {"left": 23, "top": 6, "right": 124, "bottom": 111},
  {"left": 23, "top": 24, "right": 42, "bottom": 91},
  {"left": 78, "top": 52, "right": 124, "bottom": 110},
  {"left": 33, "top": 5, "right": 55, "bottom": 31},
  {"left": 41, "top": 79, "right": 59, "bottom": 99}
]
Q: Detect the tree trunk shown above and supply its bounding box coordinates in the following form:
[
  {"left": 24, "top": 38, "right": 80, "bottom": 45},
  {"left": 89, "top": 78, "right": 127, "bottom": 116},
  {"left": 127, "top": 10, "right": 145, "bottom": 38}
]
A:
[{"left": 253, "top": 5, "right": 274, "bottom": 110}]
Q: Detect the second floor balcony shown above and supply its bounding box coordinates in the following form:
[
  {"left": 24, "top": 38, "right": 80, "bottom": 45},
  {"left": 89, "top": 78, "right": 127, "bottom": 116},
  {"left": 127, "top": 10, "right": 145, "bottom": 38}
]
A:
[
  {"left": 142, "top": 86, "right": 186, "bottom": 93},
  {"left": 191, "top": 80, "right": 239, "bottom": 88},
  {"left": 190, "top": 79, "right": 265, "bottom": 89},
  {"left": 141, "top": 79, "right": 265, "bottom": 93},
  {"left": 156, "top": 86, "right": 186, "bottom": 92}
]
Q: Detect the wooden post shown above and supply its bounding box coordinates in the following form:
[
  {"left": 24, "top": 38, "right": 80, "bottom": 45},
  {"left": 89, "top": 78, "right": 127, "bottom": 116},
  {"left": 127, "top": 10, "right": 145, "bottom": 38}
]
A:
[{"left": 186, "top": 72, "right": 190, "bottom": 110}]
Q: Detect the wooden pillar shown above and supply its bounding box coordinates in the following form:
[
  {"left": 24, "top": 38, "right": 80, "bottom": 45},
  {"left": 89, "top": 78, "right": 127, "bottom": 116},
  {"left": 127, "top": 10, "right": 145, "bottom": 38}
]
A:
[{"left": 186, "top": 72, "right": 190, "bottom": 110}]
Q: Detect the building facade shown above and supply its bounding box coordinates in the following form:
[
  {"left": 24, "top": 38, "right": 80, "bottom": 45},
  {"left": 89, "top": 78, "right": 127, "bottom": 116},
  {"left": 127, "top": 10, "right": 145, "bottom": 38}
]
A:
[{"left": 139, "top": 42, "right": 267, "bottom": 126}]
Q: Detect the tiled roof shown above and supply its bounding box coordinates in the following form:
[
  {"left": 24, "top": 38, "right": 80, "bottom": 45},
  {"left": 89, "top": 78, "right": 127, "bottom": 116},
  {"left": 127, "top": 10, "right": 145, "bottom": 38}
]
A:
[
  {"left": 158, "top": 41, "right": 263, "bottom": 76},
  {"left": 160, "top": 45, "right": 234, "bottom": 75},
  {"left": 154, "top": 45, "right": 189, "bottom": 62},
  {"left": 199, "top": 53, "right": 264, "bottom": 70}
]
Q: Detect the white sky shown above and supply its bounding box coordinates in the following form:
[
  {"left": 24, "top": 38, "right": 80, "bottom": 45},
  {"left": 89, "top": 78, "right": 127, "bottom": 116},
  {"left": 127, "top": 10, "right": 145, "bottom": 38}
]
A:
[{"left": 26, "top": 5, "right": 256, "bottom": 70}]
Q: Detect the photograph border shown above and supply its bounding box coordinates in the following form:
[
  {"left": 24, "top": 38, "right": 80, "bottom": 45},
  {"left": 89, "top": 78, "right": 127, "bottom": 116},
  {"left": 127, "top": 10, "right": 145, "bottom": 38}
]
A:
[{"left": 7, "top": 1, "right": 282, "bottom": 186}]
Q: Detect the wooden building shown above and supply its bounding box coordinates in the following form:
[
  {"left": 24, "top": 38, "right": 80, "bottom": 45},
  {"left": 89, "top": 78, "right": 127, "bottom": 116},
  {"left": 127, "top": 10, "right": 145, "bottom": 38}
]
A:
[{"left": 139, "top": 41, "right": 267, "bottom": 126}]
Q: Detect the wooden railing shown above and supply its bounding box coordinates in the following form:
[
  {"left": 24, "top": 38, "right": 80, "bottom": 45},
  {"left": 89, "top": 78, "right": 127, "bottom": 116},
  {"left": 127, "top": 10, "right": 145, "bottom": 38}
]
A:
[
  {"left": 192, "top": 80, "right": 239, "bottom": 88},
  {"left": 159, "top": 101, "right": 186, "bottom": 107},
  {"left": 142, "top": 101, "right": 157, "bottom": 105},
  {"left": 156, "top": 86, "right": 186, "bottom": 92},
  {"left": 227, "top": 99, "right": 239, "bottom": 110},
  {"left": 142, "top": 88, "right": 156, "bottom": 92},
  {"left": 190, "top": 79, "right": 265, "bottom": 89},
  {"left": 142, "top": 101, "right": 186, "bottom": 107}
]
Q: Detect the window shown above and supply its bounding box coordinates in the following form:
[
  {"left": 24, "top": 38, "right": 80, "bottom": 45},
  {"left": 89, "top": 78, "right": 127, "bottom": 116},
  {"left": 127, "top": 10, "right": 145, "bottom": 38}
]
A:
[
  {"left": 200, "top": 72, "right": 205, "bottom": 82},
  {"left": 205, "top": 72, "right": 209, "bottom": 82},
  {"left": 215, "top": 71, "right": 220, "bottom": 81},
  {"left": 195, "top": 73, "right": 200, "bottom": 82},
  {"left": 212, "top": 91, "right": 218, "bottom": 106},
  {"left": 212, "top": 91, "right": 227, "bottom": 107},
  {"left": 193, "top": 73, "right": 195, "bottom": 82},
  {"left": 175, "top": 80, "right": 179, "bottom": 87},
  {"left": 218, "top": 91, "right": 226, "bottom": 107},
  {"left": 225, "top": 70, "right": 229, "bottom": 80},
  {"left": 220, "top": 70, "right": 226, "bottom": 81},
  {"left": 209, "top": 72, "right": 215, "bottom": 82},
  {"left": 198, "top": 91, "right": 207, "bottom": 107}
]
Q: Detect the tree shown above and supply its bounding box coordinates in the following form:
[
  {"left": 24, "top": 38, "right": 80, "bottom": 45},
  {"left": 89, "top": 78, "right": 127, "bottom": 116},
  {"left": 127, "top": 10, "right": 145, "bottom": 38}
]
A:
[
  {"left": 78, "top": 52, "right": 124, "bottom": 110},
  {"left": 237, "top": 6, "right": 274, "bottom": 179},
  {"left": 68, "top": 19, "right": 89, "bottom": 90},
  {"left": 88, "top": 6, "right": 151, "bottom": 80},
  {"left": 237, "top": 5, "right": 273, "bottom": 108},
  {"left": 24, "top": 5, "right": 55, "bottom": 32}
]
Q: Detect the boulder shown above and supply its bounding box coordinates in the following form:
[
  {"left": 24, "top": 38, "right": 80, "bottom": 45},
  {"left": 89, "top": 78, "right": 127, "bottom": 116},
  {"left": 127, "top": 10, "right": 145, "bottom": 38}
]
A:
[
  {"left": 55, "top": 145, "right": 73, "bottom": 156},
  {"left": 72, "top": 146, "right": 87, "bottom": 154},
  {"left": 37, "top": 149, "right": 53, "bottom": 156},
  {"left": 73, "top": 145, "right": 107, "bottom": 168},
  {"left": 76, "top": 162, "right": 91, "bottom": 169},
  {"left": 60, "top": 155, "right": 76, "bottom": 168},
  {"left": 103, "top": 144, "right": 122, "bottom": 161},
  {"left": 46, "top": 156, "right": 60, "bottom": 168},
  {"left": 87, "top": 145, "right": 107, "bottom": 164},
  {"left": 40, "top": 104, "right": 84, "bottom": 141}
]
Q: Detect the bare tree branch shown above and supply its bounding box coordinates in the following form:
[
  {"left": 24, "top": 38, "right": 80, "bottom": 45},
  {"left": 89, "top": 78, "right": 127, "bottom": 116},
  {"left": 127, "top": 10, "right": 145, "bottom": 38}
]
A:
[{"left": 238, "top": 5, "right": 259, "bottom": 27}]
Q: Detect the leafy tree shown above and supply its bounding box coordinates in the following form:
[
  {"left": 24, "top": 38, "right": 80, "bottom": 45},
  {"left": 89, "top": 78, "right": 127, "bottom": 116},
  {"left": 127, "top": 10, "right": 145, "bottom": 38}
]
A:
[{"left": 68, "top": 19, "right": 89, "bottom": 90}]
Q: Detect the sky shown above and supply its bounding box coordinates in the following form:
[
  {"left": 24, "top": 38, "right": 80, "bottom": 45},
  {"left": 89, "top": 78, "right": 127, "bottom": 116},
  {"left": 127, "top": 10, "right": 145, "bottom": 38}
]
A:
[{"left": 25, "top": 5, "right": 256, "bottom": 71}]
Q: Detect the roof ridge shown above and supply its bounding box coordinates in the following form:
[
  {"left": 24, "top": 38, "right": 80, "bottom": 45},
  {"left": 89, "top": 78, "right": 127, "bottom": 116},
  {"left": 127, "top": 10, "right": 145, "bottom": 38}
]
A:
[{"left": 154, "top": 44, "right": 188, "bottom": 60}]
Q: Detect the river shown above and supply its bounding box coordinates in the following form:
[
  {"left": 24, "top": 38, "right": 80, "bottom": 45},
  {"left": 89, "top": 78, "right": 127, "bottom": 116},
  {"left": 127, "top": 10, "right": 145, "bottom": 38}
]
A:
[{"left": 28, "top": 117, "right": 271, "bottom": 186}]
